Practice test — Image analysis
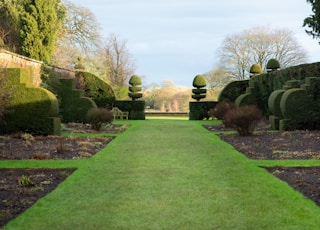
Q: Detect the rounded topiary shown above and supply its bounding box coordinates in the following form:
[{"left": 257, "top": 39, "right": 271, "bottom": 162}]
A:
[
  {"left": 249, "top": 64, "right": 263, "bottom": 75},
  {"left": 128, "top": 75, "right": 143, "bottom": 101},
  {"left": 266, "top": 59, "right": 280, "bottom": 71},
  {"left": 192, "top": 74, "right": 206, "bottom": 88},
  {"left": 129, "top": 75, "right": 142, "bottom": 86},
  {"left": 192, "top": 74, "right": 207, "bottom": 101}
]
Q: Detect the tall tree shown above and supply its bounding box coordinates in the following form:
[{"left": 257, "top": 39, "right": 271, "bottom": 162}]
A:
[
  {"left": 218, "top": 26, "right": 307, "bottom": 80},
  {"left": 0, "top": 0, "right": 23, "bottom": 52},
  {"left": 51, "top": 1, "right": 101, "bottom": 69},
  {"left": 102, "top": 33, "right": 135, "bottom": 87},
  {"left": 304, "top": 0, "right": 320, "bottom": 42},
  {"left": 19, "top": 0, "right": 66, "bottom": 62}
]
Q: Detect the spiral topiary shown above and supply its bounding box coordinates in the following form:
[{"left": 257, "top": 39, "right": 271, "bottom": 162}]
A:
[{"left": 128, "top": 75, "right": 143, "bottom": 101}]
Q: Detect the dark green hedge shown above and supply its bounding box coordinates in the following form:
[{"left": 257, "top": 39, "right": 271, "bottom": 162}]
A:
[
  {"left": 76, "top": 71, "right": 116, "bottom": 107},
  {"left": 218, "top": 80, "right": 249, "bottom": 103},
  {"left": 58, "top": 78, "right": 97, "bottom": 123},
  {"left": 1, "top": 68, "right": 60, "bottom": 135},
  {"left": 114, "top": 100, "right": 145, "bottom": 120},
  {"left": 235, "top": 62, "right": 320, "bottom": 116},
  {"left": 189, "top": 101, "right": 217, "bottom": 120}
]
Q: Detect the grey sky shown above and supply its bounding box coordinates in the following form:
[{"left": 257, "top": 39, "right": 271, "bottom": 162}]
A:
[{"left": 71, "top": 0, "right": 320, "bottom": 87}]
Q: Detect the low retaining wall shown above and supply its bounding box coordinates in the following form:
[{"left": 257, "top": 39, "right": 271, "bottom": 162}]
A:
[{"left": 145, "top": 112, "right": 188, "bottom": 117}]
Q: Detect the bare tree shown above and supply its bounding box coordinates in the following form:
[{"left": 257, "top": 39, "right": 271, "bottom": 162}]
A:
[
  {"left": 218, "top": 26, "right": 308, "bottom": 80},
  {"left": 51, "top": 0, "right": 101, "bottom": 68},
  {"left": 204, "top": 68, "right": 237, "bottom": 89},
  {"left": 102, "top": 34, "right": 135, "bottom": 87}
]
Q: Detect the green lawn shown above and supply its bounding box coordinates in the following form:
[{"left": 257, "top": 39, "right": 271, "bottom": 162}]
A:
[{"left": 2, "top": 119, "right": 320, "bottom": 229}]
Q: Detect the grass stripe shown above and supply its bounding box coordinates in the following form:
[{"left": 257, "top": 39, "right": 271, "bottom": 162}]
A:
[{"left": 3, "top": 120, "right": 320, "bottom": 229}]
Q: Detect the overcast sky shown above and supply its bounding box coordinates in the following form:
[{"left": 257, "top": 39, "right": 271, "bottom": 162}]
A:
[{"left": 71, "top": 0, "right": 320, "bottom": 87}]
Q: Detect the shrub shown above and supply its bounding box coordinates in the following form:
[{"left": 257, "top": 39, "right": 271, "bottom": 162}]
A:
[
  {"left": 86, "top": 108, "right": 114, "bottom": 131},
  {"left": 189, "top": 101, "right": 217, "bottom": 120},
  {"left": 75, "top": 72, "right": 116, "bottom": 107},
  {"left": 224, "top": 105, "right": 262, "bottom": 136},
  {"left": 209, "top": 102, "right": 237, "bottom": 120}
]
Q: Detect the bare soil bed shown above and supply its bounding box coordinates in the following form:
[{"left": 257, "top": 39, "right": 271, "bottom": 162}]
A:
[
  {"left": 204, "top": 121, "right": 320, "bottom": 208},
  {"left": 0, "top": 123, "right": 128, "bottom": 228}
]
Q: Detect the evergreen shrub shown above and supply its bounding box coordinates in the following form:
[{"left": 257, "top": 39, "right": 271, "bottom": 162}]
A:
[
  {"left": 58, "top": 78, "right": 97, "bottom": 123},
  {"left": 0, "top": 68, "right": 60, "bottom": 135},
  {"left": 192, "top": 75, "right": 207, "bottom": 101},
  {"left": 189, "top": 101, "right": 217, "bottom": 120},
  {"left": 128, "top": 75, "right": 143, "bottom": 101},
  {"left": 266, "top": 59, "right": 280, "bottom": 71},
  {"left": 249, "top": 64, "right": 263, "bottom": 76},
  {"left": 76, "top": 71, "right": 116, "bottom": 107},
  {"left": 218, "top": 80, "right": 248, "bottom": 102},
  {"left": 114, "top": 100, "right": 145, "bottom": 120}
]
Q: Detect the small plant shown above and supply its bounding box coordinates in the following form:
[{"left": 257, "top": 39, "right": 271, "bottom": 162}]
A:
[
  {"left": 32, "top": 186, "right": 45, "bottom": 191},
  {"left": 86, "top": 108, "right": 114, "bottom": 131},
  {"left": 224, "top": 105, "right": 262, "bottom": 136},
  {"left": 56, "top": 138, "right": 66, "bottom": 154},
  {"left": 21, "top": 133, "right": 34, "bottom": 141},
  {"left": 17, "top": 175, "right": 35, "bottom": 187}
]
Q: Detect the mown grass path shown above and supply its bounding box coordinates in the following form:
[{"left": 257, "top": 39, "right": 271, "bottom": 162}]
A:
[{"left": 3, "top": 119, "right": 320, "bottom": 229}]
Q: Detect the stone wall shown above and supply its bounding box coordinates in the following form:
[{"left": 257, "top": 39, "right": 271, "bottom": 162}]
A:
[{"left": 0, "top": 49, "right": 75, "bottom": 86}]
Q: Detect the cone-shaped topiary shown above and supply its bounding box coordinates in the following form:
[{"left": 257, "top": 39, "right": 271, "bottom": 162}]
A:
[
  {"left": 249, "top": 64, "right": 263, "bottom": 77},
  {"left": 266, "top": 58, "right": 280, "bottom": 71},
  {"left": 192, "top": 74, "right": 207, "bottom": 101},
  {"left": 128, "top": 75, "right": 143, "bottom": 100}
]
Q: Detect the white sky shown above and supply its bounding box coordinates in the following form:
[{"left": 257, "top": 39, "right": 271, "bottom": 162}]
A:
[{"left": 71, "top": 0, "right": 320, "bottom": 87}]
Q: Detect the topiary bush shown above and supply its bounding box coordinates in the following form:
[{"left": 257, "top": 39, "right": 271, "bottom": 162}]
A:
[
  {"left": 266, "top": 58, "right": 280, "bottom": 72},
  {"left": 0, "top": 68, "right": 60, "bottom": 135},
  {"left": 249, "top": 64, "right": 263, "bottom": 77},
  {"left": 191, "top": 74, "right": 207, "bottom": 101},
  {"left": 86, "top": 107, "right": 114, "bottom": 131},
  {"left": 0, "top": 74, "right": 13, "bottom": 124},
  {"left": 114, "top": 100, "right": 145, "bottom": 120},
  {"left": 218, "top": 80, "right": 249, "bottom": 103},
  {"left": 224, "top": 105, "right": 262, "bottom": 136},
  {"left": 58, "top": 78, "right": 97, "bottom": 123},
  {"left": 189, "top": 101, "right": 217, "bottom": 120},
  {"left": 75, "top": 71, "right": 116, "bottom": 107},
  {"left": 128, "top": 75, "right": 143, "bottom": 101}
]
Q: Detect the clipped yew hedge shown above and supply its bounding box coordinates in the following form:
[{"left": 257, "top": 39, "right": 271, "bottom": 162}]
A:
[
  {"left": 76, "top": 71, "right": 116, "bottom": 108},
  {"left": 114, "top": 100, "right": 145, "bottom": 120},
  {"left": 0, "top": 68, "right": 60, "bottom": 135},
  {"left": 189, "top": 101, "right": 217, "bottom": 120},
  {"left": 58, "top": 78, "right": 97, "bottom": 123}
]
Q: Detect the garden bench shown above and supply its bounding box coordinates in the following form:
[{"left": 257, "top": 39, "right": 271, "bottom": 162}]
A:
[{"left": 111, "top": 107, "right": 129, "bottom": 120}]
